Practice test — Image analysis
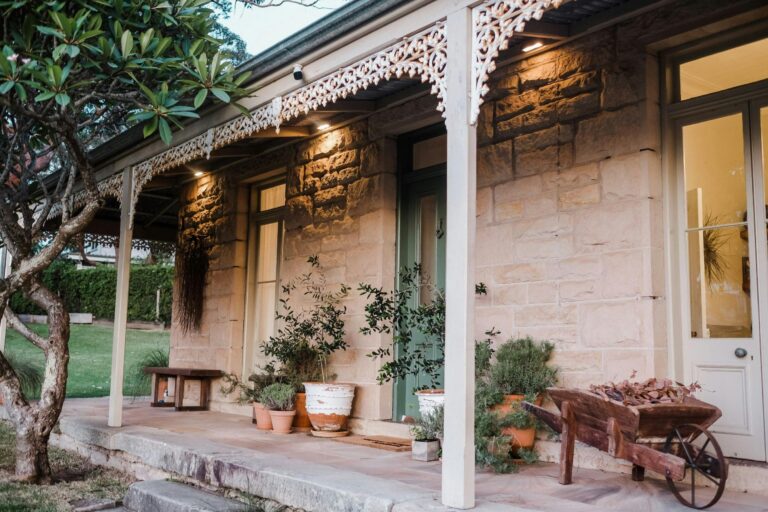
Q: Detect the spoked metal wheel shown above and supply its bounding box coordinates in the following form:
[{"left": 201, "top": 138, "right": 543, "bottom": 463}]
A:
[{"left": 662, "top": 424, "right": 728, "bottom": 509}]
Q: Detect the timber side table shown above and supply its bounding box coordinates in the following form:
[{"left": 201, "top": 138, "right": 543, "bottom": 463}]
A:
[{"left": 144, "top": 367, "right": 223, "bottom": 411}]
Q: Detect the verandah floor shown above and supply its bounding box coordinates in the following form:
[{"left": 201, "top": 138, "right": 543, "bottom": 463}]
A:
[{"left": 48, "top": 397, "right": 768, "bottom": 512}]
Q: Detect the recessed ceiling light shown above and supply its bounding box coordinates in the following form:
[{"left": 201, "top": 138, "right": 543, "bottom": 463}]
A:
[
  {"left": 194, "top": 171, "right": 204, "bottom": 177},
  {"left": 522, "top": 41, "right": 544, "bottom": 53},
  {"left": 317, "top": 123, "right": 330, "bottom": 131}
]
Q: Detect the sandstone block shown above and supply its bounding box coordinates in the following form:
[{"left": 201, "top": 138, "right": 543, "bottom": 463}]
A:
[
  {"left": 600, "top": 150, "right": 661, "bottom": 201},
  {"left": 516, "top": 304, "right": 577, "bottom": 326},
  {"left": 514, "top": 126, "right": 558, "bottom": 153},
  {"left": 558, "top": 183, "right": 601, "bottom": 210},
  {"left": 494, "top": 199, "right": 525, "bottom": 222},
  {"left": 580, "top": 300, "right": 642, "bottom": 347},
  {"left": 285, "top": 196, "right": 313, "bottom": 230},
  {"left": 494, "top": 174, "right": 542, "bottom": 203},
  {"left": 515, "top": 144, "right": 558, "bottom": 177},
  {"left": 551, "top": 349, "right": 602, "bottom": 372},
  {"left": 492, "top": 284, "right": 527, "bottom": 306},
  {"left": 548, "top": 255, "right": 602, "bottom": 280},
  {"left": 557, "top": 92, "right": 601, "bottom": 122},
  {"left": 559, "top": 279, "right": 599, "bottom": 302},
  {"left": 542, "top": 163, "right": 599, "bottom": 190},
  {"left": 495, "top": 90, "right": 537, "bottom": 120},
  {"left": 574, "top": 202, "right": 644, "bottom": 252},
  {"left": 574, "top": 104, "right": 647, "bottom": 164},
  {"left": 478, "top": 140, "right": 513, "bottom": 187},
  {"left": 528, "top": 281, "right": 558, "bottom": 304},
  {"left": 493, "top": 262, "right": 547, "bottom": 284},
  {"left": 514, "top": 235, "right": 574, "bottom": 261},
  {"left": 600, "top": 250, "right": 643, "bottom": 299},
  {"left": 314, "top": 185, "right": 345, "bottom": 206}
]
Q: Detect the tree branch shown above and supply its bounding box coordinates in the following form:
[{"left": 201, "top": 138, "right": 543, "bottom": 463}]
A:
[{"left": 4, "top": 308, "right": 47, "bottom": 351}]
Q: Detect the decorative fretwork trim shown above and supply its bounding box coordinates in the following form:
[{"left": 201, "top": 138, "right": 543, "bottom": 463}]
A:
[
  {"left": 281, "top": 23, "right": 447, "bottom": 122},
  {"left": 470, "top": 0, "right": 565, "bottom": 124}
]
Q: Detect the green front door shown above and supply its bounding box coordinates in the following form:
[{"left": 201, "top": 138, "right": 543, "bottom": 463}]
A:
[{"left": 395, "top": 165, "right": 447, "bottom": 419}]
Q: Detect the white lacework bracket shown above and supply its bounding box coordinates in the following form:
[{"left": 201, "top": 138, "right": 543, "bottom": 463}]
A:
[{"left": 470, "top": 0, "right": 566, "bottom": 125}]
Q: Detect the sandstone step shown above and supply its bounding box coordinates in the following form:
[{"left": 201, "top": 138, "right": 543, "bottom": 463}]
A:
[{"left": 123, "top": 480, "right": 248, "bottom": 512}]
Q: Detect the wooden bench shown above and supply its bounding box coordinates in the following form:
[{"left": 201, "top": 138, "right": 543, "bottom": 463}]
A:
[{"left": 144, "top": 367, "right": 223, "bottom": 411}]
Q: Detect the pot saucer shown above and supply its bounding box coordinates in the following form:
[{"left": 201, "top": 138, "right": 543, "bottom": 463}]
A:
[{"left": 310, "top": 430, "right": 349, "bottom": 438}]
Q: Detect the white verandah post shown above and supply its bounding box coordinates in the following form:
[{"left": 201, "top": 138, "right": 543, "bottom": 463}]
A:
[
  {"left": 108, "top": 168, "right": 134, "bottom": 427},
  {"left": 0, "top": 246, "right": 10, "bottom": 352},
  {"left": 442, "top": 6, "right": 477, "bottom": 509}
]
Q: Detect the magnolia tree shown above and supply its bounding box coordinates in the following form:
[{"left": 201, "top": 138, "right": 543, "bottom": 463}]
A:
[{"left": 0, "top": 0, "right": 257, "bottom": 482}]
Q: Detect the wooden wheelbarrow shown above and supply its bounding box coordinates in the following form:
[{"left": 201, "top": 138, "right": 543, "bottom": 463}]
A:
[{"left": 523, "top": 388, "right": 728, "bottom": 509}]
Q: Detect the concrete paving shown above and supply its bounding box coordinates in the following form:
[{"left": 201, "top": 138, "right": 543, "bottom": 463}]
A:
[{"left": 50, "top": 398, "right": 768, "bottom": 512}]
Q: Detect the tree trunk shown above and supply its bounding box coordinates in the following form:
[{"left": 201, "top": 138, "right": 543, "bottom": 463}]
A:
[
  {"left": 14, "top": 424, "right": 52, "bottom": 483},
  {"left": 1, "top": 279, "right": 70, "bottom": 483}
]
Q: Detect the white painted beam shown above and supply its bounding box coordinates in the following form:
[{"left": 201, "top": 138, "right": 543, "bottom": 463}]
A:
[
  {"left": 442, "top": 6, "right": 477, "bottom": 510},
  {"left": 108, "top": 168, "right": 134, "bottom": 427},
  {"left": 0, "top": 247, "right": 9, "bottom": 352}
]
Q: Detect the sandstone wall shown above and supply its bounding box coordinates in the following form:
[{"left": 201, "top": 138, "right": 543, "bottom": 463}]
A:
[{"left": 473, "top": 19, "right": 665, "bottom": 387}]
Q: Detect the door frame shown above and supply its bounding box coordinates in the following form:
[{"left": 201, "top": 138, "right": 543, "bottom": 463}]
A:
[
  {"left": 672, "top": 102, "right": 766, "bottom": 460},
  {"left": 749, "top": 96, "right": 768, "bottom": 462},
  {"left": 393, "top": 124, "right": 447, "bottom": 420},
  {"left": 661, "top": 29, "right": 768, "bottom": 460}
]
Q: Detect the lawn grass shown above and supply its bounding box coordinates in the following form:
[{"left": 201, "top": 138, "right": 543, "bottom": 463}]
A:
[
  {"left": 4, "top": 324, "right": 169, "bottom": 398},
  {"left": 0, "top": 421, "right": 133, "bottom": 512}
]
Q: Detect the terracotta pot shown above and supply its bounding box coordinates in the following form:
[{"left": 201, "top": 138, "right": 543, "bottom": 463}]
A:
[
  {"left": 157, "top": 378, "right": 168, "bottom": 403},
  {"left": 492, "top": 394, "right": 541, "bottom": 451},
  {"left": 253, "top": 402, "right": 273, "bottom": 431},
  {"left": 304, "top": 382, "right": 355, "bottom": 432},
  {"left": 293, "top": 392, "right": 312, "bottom": 431},
  {"left": 415, "top": 389, "right": 445, "bottom": 417},
  {"left": 269, "top": 410, "right": 296, "bottom": 434}
]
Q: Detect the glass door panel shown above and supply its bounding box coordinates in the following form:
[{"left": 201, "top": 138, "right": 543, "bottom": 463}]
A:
[{"left": 681, "top": 110, "right": 766, "bottom": 459}]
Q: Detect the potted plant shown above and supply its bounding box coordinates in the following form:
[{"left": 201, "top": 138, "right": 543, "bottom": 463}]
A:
[
  {"left": 359, "top": 265, "right": 445, "bottom": 416},
  {"left": 220, "top": 370, "right": 280, "bottom": 431},
  {"left": 411, "top": 405, "right": 443, "bottom": 462},
  {"left": 262, "top": 256, "right": 355, "bottom": 435},
  {"left": 259, "top": 383, "right": 296, "bottom": 434},
  {"left": 488, "top": 337, "right": 557, "bottom": 451}
]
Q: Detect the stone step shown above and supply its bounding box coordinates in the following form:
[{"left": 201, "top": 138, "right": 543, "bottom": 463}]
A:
[{"left": 123, "top": 480, "right": 248, "bottom": 512}]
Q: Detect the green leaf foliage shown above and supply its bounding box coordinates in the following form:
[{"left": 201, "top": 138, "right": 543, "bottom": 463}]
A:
[
  {"left": 0, "top": 0, "right": 252, "bottom": 147},
  {"left": 259, "top": 383, "right": 295, "bottom": 412},
  {"left": 9, "top": 260, "right": 174, "bottom": 323}
]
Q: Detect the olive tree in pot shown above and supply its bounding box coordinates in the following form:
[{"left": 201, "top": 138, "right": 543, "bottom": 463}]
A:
[
  {"left": 488, "top": 337, "right": 557, "bottom": 451},
  {"left": 359, "top": 265, "right": 445, "bottom": 417},
  {"left": 411, "top": 405, "right": 443, "bottom": 462},
  {"left": 260, "top": 383, "right": 296, "bottom": 434},
  {"left": 262, "top": 256, "right": 354, "bottom": 435}
]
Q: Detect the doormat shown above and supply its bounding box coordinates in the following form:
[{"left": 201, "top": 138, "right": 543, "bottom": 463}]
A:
[{"left": 333, "top": 435, "right": 411, "bottom": 452}]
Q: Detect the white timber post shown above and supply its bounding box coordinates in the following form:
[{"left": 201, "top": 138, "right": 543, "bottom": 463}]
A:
[
  {"left": 0, "top": 245, "right": 9, "bottom": 352},
  {"left": 108, "top": 168, "right": 134, "bottom": 427},
  {"left": 442, "top": 6, "right": 477, "bottom": 510}
]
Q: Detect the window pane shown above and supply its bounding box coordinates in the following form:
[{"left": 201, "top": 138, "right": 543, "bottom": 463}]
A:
[
  {"left": 688, "top": 227, "right": 751, "bottom": 338},
  {"left": 683, "top": 114, "right": 746, "bottom": 228},
  {"left": 413, "top": 134, "right": 447, "bottom": 170},
  {"left": 255, "top": 282, "right": 277, "bottom": 345},
  {"left": 256, "top": 222, "right": 279, "bottom": 282},
  {"left": 419, "top": 194, "right": 437, "bottom": 305},
  {"left": 260, "top": 183, "right": 286, "bottom": 211},
  {"left": 680, "top": 38, "right": 768, "bottom": 100}
]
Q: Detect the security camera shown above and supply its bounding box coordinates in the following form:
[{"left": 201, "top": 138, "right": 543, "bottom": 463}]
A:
[{"left": 293, "top": 64, "right": 303, "bottom": 81}]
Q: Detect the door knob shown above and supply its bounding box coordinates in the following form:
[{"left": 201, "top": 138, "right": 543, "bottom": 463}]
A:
[{"left": 735, "top": 347, "right": 748, "bottom": 358}]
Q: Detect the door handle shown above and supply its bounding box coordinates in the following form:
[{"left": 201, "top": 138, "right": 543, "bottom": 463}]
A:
[{"left": 734, "top": 347, "right": 748, "bottom": 358}]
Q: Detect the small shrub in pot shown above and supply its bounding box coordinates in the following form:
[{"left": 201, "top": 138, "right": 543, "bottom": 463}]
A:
[{"left": 260, "top": 383, "right": 296, "bottom": 434}]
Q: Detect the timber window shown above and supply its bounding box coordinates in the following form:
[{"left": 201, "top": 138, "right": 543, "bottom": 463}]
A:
[{"left": 243, "top": 181, "right": 286, "bottom": 374}]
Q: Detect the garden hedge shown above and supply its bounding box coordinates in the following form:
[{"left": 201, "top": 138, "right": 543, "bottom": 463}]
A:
[{"left": 10, "top": 260, "right": 174, "bottom": 323}]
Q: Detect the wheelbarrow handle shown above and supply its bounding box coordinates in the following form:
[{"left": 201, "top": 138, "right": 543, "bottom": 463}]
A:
[{"left": 523, "top": 400, "right": 563, "bottom": 434}]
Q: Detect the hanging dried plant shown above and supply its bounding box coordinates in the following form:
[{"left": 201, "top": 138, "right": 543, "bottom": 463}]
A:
[
  {"left": 176, "top": 235, "right": 208, "bottom": 333},
  {"left": 702, "top": 213, "right": 728, "bottom": 286}
]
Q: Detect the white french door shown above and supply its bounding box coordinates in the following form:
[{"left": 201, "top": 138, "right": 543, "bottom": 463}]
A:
[{"left": 678, "top": 100, "right": 768, "bottom": 461}]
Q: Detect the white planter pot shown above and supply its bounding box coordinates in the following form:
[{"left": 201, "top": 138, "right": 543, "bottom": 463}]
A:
[
  {"left": 415, "top": 389, "right": 445, "bottom": 417},
  {"left": 303, "top": 382, "right": 355, "bottom": 432}
]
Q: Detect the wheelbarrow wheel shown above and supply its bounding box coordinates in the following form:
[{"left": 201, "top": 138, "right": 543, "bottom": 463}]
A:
[{"left": 662, "top": 424, "right": 728, "bottom": 509}]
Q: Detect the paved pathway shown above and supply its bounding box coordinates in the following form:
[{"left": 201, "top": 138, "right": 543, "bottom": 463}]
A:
[{"left": 53, "top": 398, "right": 768, "bottom": 512}]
